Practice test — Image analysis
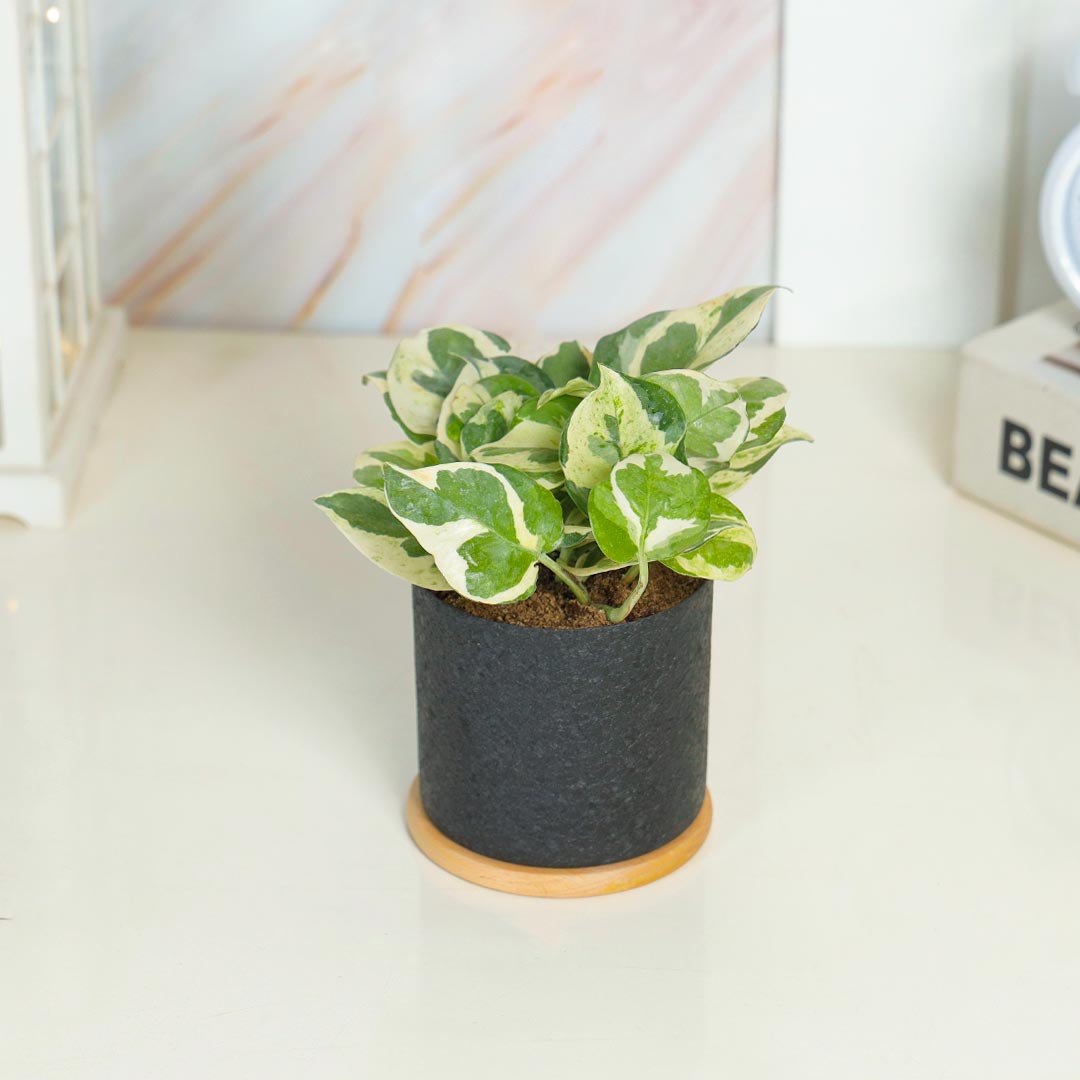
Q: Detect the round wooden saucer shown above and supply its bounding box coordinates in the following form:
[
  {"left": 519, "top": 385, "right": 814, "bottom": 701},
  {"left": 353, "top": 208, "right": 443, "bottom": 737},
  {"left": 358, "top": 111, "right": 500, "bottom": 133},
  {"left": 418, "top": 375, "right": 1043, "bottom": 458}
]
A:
[{"left": 405, "top": 777, "right": 712, "bottom": 898}]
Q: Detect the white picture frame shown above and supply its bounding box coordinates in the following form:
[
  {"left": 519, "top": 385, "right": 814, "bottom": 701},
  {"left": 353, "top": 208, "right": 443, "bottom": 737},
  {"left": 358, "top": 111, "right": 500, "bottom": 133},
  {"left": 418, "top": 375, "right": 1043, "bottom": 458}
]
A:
[{"left": 0, "top": 0, "right": 125, "bottom": 527}]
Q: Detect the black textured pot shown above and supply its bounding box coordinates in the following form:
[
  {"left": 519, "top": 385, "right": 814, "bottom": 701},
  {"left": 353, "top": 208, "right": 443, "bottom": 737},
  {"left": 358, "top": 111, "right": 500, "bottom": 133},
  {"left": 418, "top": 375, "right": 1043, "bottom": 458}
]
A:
[{"left": 406, "top": 582, "right": 714, "bottom": 897}]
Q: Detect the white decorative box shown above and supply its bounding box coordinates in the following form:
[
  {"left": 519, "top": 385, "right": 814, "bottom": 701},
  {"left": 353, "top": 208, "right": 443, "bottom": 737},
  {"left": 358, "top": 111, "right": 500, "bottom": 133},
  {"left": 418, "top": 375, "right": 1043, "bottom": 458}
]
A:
[{"left": 953, "top": 301, "right": 1080, "bottom": 548}]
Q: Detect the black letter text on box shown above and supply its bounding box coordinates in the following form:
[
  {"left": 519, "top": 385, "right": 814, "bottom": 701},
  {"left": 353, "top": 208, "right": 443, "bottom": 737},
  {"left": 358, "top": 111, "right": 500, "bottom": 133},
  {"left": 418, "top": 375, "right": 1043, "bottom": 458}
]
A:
[
  {"left": 1040, "top": 437, "right": 1072, "bottom": 501},
  {"left": 1000, "top": 418, "right": 1033, "bottom": 481}
]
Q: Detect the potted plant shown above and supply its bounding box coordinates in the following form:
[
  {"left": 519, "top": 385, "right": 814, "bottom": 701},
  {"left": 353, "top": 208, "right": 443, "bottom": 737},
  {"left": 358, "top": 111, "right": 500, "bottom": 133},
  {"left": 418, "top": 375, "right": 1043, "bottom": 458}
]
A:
[{"left": 317, "top": 286, "right": 809, "bottom": 897}]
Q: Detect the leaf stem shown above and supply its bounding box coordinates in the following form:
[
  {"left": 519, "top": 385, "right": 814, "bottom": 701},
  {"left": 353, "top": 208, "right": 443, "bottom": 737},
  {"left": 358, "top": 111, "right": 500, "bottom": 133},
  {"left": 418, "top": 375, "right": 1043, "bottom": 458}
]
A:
[
  {"left": 538, "top": 553, "right": 593, "bottom": 607},
  {"left": 603, "top": 554, "right": 649, "bottom": 623}
]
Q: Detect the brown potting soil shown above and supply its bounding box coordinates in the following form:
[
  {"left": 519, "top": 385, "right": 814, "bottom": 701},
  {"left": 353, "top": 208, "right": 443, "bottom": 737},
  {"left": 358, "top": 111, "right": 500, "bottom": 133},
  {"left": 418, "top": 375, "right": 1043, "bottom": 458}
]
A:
[{"left": 439, "top": 563, "right": 702, "bottom": 629}]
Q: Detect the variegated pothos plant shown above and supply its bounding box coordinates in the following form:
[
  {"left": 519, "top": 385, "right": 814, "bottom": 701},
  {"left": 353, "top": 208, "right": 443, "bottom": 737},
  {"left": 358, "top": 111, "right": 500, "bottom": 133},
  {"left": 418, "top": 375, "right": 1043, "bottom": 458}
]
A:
[{"left": 317, "top": 287, "right": 810, "bottom": 622}]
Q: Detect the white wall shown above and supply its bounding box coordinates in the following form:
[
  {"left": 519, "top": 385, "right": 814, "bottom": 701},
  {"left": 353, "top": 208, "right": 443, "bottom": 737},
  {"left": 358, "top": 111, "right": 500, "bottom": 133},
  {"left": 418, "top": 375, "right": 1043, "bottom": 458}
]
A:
[
  {"left": 85, "top": 0, "right": 1080, "bottom": 346},
  {"left": 89, "top": 0, "right": 780, "bottom": 340},
  {"left": 775, "top": 0, "right": 1019, "bottom": 347}
]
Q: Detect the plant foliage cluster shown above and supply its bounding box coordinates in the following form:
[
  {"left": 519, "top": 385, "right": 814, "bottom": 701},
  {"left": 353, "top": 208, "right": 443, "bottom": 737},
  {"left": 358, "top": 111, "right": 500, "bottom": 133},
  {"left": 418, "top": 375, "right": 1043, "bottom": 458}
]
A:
[{"left": 317, "top": 286, "right": 810, "bottom": 622}]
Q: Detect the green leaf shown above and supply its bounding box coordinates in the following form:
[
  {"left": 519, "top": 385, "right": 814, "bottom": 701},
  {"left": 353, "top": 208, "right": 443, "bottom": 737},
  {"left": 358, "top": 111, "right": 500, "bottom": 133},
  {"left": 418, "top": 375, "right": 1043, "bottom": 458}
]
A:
[
  {"left": 663, "top": 493, "right": 757, "bottom": 581},
  {"left": 560, "top": 366, "right": 685, "bottom": 510},
  {"left": 316, "top": 487, "right": 450, "bottom": 591},
  {"left": 481, "top": 354, "right": 553, "bottom": 394},
  {"left": 433, "top": 441, "right": 459, "bottom": 464},
  {"left": 588, "top": 453, "right": 710, "bottom": 565},
  {"left": 385, "top": 325, "right": 512, "bottom": 439},
  {"left": 384, "top": 462, "right": 563, "bottom": 604},
  {"left": 592, "top": 286, "right": 780, "bottom": 377},
  {"left": 537, "top": 341, "right": 592, "bottom": 387},
  {"left": 643, "top": 370, "right": 749, "bottom": 470},
  {"left": 352, "top": 440, "right": 437, "bottom": 488}
]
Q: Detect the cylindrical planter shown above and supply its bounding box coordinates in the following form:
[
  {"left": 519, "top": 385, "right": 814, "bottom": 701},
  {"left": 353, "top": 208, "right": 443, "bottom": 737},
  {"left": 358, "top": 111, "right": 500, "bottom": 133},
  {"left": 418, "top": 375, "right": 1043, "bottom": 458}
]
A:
[{"left": 405, "top": 581, "right": 713, "bottom": 897}]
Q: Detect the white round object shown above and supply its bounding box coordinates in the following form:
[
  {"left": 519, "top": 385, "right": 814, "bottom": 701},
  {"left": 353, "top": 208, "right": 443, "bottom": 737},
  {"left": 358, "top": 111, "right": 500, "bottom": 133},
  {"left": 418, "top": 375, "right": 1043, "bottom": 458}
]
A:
[{"left": 1041, "top": 124, "right": 1080, "bottom": 308}]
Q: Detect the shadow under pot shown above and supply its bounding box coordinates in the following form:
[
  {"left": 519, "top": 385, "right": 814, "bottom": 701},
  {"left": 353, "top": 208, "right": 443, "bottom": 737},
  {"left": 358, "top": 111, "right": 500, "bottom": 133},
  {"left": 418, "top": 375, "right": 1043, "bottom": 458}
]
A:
[{"left": 405, "top": 581, "right": 714, "bottom": 898}]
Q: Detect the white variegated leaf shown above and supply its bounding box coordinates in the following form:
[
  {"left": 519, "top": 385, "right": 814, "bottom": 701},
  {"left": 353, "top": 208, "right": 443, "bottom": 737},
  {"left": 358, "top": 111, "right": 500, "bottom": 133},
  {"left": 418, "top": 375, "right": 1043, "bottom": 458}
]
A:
[
  {"left": 435, "top": 365, "right": 487, "bottom": 460},
  {"left": 689, "top": 288, "right": 784, "bottom": 370},
  {"left": 559, "top": 542, "right": 630, "bottom": 577},
  {"left": 352, "top": 440, "right": 437, "bottom": 489},
  {"left": 362, "top": 370, "right": 389, "bottom": 394},
  {"left": 592, "top": 286, "right": 780, "bottom": 377},
  {"left": 699, "top": 466, "right": 752, "bottom": 496},
  {"left": 730, "top": 424, "right": 813, "bottom": 470},
  {"left": 468, "top": 353, "right": 553, "bottom": 394},
  {"left": 471, "top": 395, "right": 576, "bottom": 479},
  {"left": 536, "top": 377, "right": 595, "bottom": 409},
  {"left": 560, "top": 525, "right": 594, "bottom": 550},
  {"left": 706, "top": 425, "right": 814, "bottom": 494},
  {"left": 663, "top": 493, "right": 757, "bottom": 581},
  {"left": 363, "top": 370, "right": 429, "bottom": 443},
  {"left": 588, "top": 453, "right": 710, "bottom": 566},
  {"left": 436, "top": 368, "right": 543, "bottom": 460},
  {"left": 315, "top": 486, "right": 450, "bottom": 590},
  {"left": 556, "top": 506, "right": 594, "bottom": 552},
  {"left": 385, "top": 325, "right": 511, "bottom": 439},
  {"left": 560, "top": 366, "right": 685, "bottom": 510},
  {"left": 459, "top": 390, "right": 531, "bottom": 458},
  {"left": 643, "top": 369, "right": 750, "bottom": 469},
  {"left": 728, "top": 376, "right": 789, "bottom": 427},
  {"left": 384, "top": 462, "right": 563, "bottom": 604},
  {"left": 738, "top": 408, "right": 786, "bottom": 458}
]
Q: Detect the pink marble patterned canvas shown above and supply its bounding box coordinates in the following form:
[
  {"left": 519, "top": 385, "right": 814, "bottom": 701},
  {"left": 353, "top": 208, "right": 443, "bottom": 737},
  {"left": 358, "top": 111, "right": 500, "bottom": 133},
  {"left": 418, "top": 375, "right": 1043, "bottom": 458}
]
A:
[{"left": 91, "top": 0, "right": 779, "bottom": 341}]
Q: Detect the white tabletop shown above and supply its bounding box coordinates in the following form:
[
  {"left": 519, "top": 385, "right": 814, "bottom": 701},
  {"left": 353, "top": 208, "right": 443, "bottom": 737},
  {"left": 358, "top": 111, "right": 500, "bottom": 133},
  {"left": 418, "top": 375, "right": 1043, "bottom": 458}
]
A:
[{"left": 2, "top": 329, "right": 1079, "bottom": 1079}]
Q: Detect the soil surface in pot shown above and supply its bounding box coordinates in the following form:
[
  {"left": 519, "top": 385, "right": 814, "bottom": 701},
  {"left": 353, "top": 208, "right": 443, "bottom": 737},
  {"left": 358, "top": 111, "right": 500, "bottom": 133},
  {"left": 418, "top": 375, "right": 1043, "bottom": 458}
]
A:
[{"left": 439, "top": 563, "right": 702, "bottom": 628}]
